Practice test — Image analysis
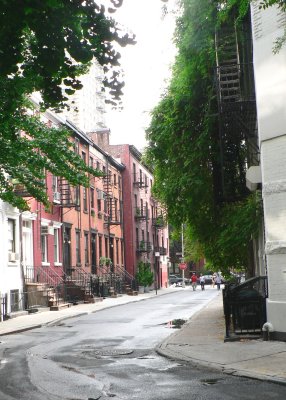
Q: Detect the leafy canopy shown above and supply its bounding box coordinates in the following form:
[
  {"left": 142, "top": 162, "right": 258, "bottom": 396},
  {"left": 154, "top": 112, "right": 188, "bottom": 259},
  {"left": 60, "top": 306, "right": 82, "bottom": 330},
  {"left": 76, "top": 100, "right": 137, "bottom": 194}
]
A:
[
  {"left": 0, "top": 0, "right": 135, "bottom": 210},
  {"left": 146, "top": 0, "right": 263, "bottom": 274}
]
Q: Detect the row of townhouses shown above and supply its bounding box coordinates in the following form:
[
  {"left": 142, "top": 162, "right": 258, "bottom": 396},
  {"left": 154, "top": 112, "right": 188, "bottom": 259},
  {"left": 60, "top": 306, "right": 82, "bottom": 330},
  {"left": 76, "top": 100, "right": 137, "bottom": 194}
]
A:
[{"left": 0, "top": 60, "right": 169, "bottom": 320}]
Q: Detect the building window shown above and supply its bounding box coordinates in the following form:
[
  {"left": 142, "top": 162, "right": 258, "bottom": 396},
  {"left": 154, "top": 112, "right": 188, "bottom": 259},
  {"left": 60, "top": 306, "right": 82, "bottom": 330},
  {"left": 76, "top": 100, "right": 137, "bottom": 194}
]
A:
[
  {"left": 134, "top": 194, "right": 138, "bottom": 208},
  {"left": 97, "top": 198, "right": 102, "bottom": 212},
  {"left": 52, "top": 175, "right": 59, "bottom": 193},
  {"left": 74, "top": 138, "right": 79, "bottom": 154},
  {"left": 83, "top": 187, "right": 88, "bottom": 212},
  {"left": 99, "top": 236, "right": 102, "bottom": 258},
  {"left": 76, "top": 230, "right": 81, "bottom": 264},
  {"left": 136, "top": 228, "right": 139, "bottom": 249},
  {"left": 118, "top": 176, "right": 121, "bottom": 190},
  {"left": 96, "top": 161, "right": 100, "bottom": 170},
  {"left": 121, "top": 240, "right": 124, "bottom": 265},
  {"left": 109, "top": 198, "right": 113, "bottom": 220},
  {"left": 41, "top": 226, "right": 48, "bottom": 263},
  {"left": 82, "top": 151, "right": 86, "bottom": 164},
  {"left": 145, "top": 202, "right": 148, "bottom": 218},
  {"left": 54, "top": 228, "right": 60, "bottom": 263},
  {"left": 105, "top": 237, "right": 108, "bottom": 257},
  {"left": 113, "top": 174, "right": 117, "bottom": 186},
  {"left": 8, "top": 218, "right": 16, "bottom": 253},
  {"left": 84, "top": 233, "right": 89, "bottom": 265},
  {"left": 90, "top": 187, "right": 95, "bottom": 209},
  {"left": 114, "top": 199, "right": 118, "bottom": 221},
  {"left": 139, "top": 169, "right": 142, "bottom": 183},
  {"left": 133, "top": 163, "right": 136, "bottom": 182},
  {"left": 10, "top": 289, "right": 20, "bottom": 312},
  {"left": 116, "top": 240, "right": 119, "bottom": 265},
  {"left": 89, "top": 156, "right": 93, "bottom": 169},
  {"left": 75, "top": 186, "right": 80, "bottom": 207}
]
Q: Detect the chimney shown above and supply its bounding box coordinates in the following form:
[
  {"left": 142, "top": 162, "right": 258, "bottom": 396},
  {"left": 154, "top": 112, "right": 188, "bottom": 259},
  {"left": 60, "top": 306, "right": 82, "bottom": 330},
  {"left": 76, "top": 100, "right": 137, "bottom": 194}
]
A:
[{"left": 88, "top": 128, "right": 110, "bottom": 150}]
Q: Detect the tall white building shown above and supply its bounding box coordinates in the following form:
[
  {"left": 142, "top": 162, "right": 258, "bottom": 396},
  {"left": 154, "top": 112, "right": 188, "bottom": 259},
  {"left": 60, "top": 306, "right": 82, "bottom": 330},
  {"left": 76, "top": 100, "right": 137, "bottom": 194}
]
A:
[
  {"left": 65, "top": 59, "right": 107, "bottom": 131},
  {"left": 251, "top": 1, "right": 286, "bottom": 340}
]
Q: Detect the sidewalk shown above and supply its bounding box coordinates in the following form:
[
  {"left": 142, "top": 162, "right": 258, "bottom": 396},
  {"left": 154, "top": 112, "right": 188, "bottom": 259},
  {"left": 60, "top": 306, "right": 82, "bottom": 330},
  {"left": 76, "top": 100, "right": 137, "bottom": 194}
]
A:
[
  {"left": 157, "top": 291, "right": 286, "bottom": 385},
  {"left": 1, "top": 287, "right": 286, "bottom": 386}
]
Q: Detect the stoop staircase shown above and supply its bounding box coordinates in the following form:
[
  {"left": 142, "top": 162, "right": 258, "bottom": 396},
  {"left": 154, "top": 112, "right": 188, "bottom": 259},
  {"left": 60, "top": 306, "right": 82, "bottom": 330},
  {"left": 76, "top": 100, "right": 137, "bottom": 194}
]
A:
[{"left": 25, "top": 266, "right": 71, "bottom": 311}]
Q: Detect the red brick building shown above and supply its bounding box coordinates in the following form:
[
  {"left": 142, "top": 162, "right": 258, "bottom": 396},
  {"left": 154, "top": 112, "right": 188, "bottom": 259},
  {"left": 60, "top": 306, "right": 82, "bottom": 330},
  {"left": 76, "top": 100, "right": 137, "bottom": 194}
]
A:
[{"left": 90, "top": 130, "right": 169, "bottom": 289}]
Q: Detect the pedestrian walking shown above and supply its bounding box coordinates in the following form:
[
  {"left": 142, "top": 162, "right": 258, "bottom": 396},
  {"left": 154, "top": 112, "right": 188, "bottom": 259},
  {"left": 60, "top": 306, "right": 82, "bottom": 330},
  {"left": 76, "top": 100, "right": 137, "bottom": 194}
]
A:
[
  {"left": 191, "top": 272, "right": 197, "bottom": 291},
  {"left": 215, "top": 273, "right": 222, "bottom": 290},
  {"left": 199, "top": 274, "right": 205, "bottom": 290},
  {"left": 211, "top": 274, "right": 216, "bottom": 288}
]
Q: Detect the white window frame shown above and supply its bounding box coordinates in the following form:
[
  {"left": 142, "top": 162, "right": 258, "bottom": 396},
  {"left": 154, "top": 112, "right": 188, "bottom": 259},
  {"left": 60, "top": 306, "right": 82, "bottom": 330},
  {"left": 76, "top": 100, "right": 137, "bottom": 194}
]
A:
[
  {"left": 54, "top": 228, "right": 61, "bottom": 266},
  {"left": 41, "top": 224, "right": 50, "bottom": 266}
]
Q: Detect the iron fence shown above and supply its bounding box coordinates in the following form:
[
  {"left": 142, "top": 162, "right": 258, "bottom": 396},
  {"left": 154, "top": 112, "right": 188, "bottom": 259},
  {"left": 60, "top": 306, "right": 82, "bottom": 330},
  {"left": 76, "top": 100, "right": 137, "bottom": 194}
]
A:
[{"left": 223, "top": 276, "right": 268, "bottom": 338}]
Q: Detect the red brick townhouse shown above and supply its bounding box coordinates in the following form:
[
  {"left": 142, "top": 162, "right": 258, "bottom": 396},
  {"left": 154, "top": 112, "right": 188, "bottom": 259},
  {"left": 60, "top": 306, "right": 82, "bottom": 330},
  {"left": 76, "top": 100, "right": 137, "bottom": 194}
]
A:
[{"left": 90, "top": 129, "right": 169, "bottom": 290}]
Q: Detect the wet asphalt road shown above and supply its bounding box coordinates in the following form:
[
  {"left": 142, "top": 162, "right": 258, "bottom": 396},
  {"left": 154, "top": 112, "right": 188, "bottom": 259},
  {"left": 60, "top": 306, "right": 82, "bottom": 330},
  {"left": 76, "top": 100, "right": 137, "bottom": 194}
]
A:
[{"left": 0, "top": 289, "right": 286, "bottom": 399}]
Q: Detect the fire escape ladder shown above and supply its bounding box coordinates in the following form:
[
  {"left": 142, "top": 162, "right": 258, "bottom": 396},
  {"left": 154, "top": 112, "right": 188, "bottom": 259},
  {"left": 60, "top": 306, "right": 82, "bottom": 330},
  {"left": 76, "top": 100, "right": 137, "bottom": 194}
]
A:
[
  {"left": 103, "top": 174, "right": 120, "bottom": 226},
  {"left": 59, "top": 179, "right": 77, "bottom": 208},
  {"left": 215, "top": 25, "right": 241, "bottom": 105}
]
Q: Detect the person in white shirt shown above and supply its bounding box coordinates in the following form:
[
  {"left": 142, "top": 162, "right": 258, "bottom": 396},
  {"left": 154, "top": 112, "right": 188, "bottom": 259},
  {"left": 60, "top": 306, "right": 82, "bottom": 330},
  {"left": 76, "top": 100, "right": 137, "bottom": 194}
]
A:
[
  {"left": 215, "top": 274, "right": 222, "bottom": 290},
  {"left": 199, "top": 274, "right": 205, "bottom": 291}
]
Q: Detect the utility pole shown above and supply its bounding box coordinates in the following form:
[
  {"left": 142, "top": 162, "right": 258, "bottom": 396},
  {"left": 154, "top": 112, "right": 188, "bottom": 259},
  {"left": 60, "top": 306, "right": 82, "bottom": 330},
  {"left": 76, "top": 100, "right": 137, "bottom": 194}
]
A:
[{"left": 181, "top": 223, "right": 185, "bottom": 288}]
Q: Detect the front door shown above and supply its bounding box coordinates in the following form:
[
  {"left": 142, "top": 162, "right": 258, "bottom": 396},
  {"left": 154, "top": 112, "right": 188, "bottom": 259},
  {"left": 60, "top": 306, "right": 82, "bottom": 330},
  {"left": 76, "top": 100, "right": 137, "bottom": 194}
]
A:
[
  {"left": 22, "top": 220, "right": 33, "bottom": 281},
  {"left": 91, "top": 234, "right": 97, "bottom": 274},
  {"left": 63, "top": 226, "right": 71, "bottom": 275}
]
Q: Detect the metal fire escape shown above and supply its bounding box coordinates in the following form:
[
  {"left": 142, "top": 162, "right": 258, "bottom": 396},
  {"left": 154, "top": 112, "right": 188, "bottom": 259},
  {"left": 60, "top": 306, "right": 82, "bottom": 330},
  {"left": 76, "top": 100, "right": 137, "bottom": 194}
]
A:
[
  {"left": 103, "top": 172, "right": 121, "bottom": 226},
  {"left": 58, "top": 179, "right": 79, "bottom": 208},
  {"left": 215, "top": 21, "right": 259, "bottom": 202}
]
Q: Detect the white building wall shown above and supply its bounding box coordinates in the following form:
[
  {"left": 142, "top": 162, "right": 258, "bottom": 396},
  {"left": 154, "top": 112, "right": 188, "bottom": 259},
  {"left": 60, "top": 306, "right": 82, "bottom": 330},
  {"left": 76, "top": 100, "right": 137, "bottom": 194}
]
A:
[
  {"left": 251, "top": 1, "right": 286, "bottom": 338},
  {"left": 0, "top": 201, "right": 23, "bottom": 318}
]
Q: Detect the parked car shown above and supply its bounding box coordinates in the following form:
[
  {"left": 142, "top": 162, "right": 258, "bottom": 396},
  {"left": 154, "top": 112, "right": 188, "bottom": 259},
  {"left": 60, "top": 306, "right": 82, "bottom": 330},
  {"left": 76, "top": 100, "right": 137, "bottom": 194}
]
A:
[
  {"left": 201, "top": 275, "right": 213, "bottom": 285},
  {"left": 169, "top": 274, "right": 182, "bottom": 285}
]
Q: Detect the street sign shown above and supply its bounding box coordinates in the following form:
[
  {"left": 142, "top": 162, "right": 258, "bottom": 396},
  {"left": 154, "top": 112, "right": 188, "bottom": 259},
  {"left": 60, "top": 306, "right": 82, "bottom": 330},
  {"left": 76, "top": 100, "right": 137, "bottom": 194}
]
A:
[{"left": 179, "top": 263, "right": 187, "bottom": 270}]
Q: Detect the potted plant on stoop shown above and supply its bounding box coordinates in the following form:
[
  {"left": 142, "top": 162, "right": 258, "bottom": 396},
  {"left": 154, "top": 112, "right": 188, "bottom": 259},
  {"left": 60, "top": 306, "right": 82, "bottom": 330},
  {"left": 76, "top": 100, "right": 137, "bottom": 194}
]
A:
[
  {"left": 136, "top": 261, "right": 154, "bottom": 294},
  {"left": 99, "top": 256, "right": 112, "bottom": 268}
]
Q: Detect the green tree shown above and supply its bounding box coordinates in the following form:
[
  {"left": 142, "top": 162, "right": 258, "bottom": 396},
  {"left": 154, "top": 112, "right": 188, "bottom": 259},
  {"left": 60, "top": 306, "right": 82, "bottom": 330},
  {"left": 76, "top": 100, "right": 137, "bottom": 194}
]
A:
[
  {"left": 146, "top": 0, "right": 263, "bottom": 275},
  {"left": 136, "top": 261, "right": 154, "bottom": 287},
  {"left": 0, "top": 0, "right": 135, "bottom": 210}
]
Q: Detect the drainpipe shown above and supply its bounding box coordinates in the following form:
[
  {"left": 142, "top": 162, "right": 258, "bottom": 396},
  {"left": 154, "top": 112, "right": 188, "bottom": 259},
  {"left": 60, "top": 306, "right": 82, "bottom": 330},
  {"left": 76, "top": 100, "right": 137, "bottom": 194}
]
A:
[{"left": 262, "top": 322, "right": 274, "bottom": 341}]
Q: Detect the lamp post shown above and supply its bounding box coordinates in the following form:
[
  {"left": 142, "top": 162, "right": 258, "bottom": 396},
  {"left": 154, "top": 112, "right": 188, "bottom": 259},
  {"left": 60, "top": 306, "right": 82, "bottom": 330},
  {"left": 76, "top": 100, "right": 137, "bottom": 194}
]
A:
[
  {"left": 155, "top": 252, "right": 160, "bottom": 295},
  {"left": 181, "top": 223, "right": 185, "bottom": 288}
]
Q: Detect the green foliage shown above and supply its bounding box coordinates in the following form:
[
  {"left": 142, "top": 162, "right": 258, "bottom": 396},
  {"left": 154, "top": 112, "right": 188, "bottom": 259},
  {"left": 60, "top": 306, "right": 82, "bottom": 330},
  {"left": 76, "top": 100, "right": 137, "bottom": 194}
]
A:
[
  {"left": 136, "top": 261, "right": 154, "bottom": 287},
  {"left": 99, "top": 256, "right": 112, "bottom": 266},
  {"left": 0, "top": 0, "right": 135, "bottom": 109},
  {"left": 0, "top": 1, "right": 134, "bottom": 209},
  {"left": 145, "top": 0, "right": 263, "bottom": 275}
]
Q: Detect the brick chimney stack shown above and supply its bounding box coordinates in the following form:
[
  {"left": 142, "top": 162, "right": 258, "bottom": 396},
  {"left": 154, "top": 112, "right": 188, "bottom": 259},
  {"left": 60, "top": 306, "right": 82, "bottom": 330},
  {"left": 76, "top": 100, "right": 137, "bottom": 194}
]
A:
[{"left": 88, "top": 128, "right": 110, "bottom": 151}]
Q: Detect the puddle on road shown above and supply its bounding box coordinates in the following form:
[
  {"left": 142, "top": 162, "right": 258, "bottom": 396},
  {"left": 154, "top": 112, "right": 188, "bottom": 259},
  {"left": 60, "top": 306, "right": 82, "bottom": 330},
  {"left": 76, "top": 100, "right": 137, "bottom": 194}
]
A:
[
  {"left": 165, "top": 319, "right": 187, "bottom": 329},
  {"left": 200, "top": 378, "right": 221, "bottom": 385}
]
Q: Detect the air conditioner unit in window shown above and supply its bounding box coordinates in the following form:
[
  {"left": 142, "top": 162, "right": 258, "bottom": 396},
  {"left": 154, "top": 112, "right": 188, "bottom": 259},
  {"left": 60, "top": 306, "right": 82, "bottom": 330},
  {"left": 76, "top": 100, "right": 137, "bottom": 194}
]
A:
[
  {"left": 9, "top": 252, "right": 18, "bottom": 262},
  {"left": 53, "top": 191, "right": 61, "bottom": 203}
]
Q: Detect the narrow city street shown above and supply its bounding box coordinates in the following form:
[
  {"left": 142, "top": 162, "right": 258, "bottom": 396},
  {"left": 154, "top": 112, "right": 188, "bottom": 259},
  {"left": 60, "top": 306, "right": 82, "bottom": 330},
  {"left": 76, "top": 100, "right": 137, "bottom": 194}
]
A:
[{"left": 0, "top": 289, "right": 286, "bottom": 399}]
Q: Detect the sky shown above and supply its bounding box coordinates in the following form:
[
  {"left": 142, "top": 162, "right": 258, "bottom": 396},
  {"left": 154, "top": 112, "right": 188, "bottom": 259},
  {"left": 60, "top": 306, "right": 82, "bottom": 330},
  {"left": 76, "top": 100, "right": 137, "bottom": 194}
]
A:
[{"left": 105, "top": 0, "right": 178, "bottom": 151}]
